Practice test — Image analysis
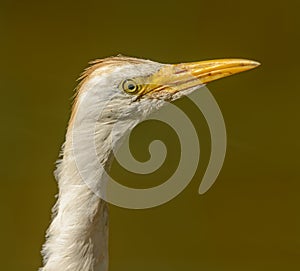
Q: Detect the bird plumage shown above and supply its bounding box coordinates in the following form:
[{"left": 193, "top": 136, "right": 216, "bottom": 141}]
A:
[{"left": 41, "top": 56, "right": 162, "bottom": 271}]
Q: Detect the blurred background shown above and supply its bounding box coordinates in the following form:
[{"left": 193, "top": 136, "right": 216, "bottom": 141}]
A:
[{"left": 1, "top": 0, "right": 299, "bottom": 270}]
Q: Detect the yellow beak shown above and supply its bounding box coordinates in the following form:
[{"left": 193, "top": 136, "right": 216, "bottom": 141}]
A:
[
  {"left": 145, "top": 58, "right": 260, "bottom": 96},
  {"left": 176, "top": 58, "right": 260, "bottom": 84}
]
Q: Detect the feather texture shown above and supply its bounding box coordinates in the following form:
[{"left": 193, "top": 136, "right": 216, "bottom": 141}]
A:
[{"left": 40, "top": 56, "right": 162, "bottom": 271}]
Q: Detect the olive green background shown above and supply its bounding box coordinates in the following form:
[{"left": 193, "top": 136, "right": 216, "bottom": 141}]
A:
[{"left": 1, "top": 0, "right": 299, "bottom": 270}]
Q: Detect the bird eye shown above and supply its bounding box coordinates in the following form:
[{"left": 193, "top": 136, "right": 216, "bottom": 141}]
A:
[{"left": 122, "top": 79, "right": 139, "bottom": 94}]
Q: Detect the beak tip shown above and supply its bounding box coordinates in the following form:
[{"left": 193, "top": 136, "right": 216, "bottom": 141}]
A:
[{"left": 249, "top": 60, "right": 261, "bottom": 68}]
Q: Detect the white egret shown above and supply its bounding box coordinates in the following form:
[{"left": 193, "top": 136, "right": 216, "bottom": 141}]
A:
[{"left": 39, "top": 56, "right": 259, "bottom": 271}]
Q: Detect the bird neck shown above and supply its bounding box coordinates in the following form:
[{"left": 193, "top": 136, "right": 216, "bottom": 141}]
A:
[{"left": 40, "top": 129, "right": 111, "bottom": 271}]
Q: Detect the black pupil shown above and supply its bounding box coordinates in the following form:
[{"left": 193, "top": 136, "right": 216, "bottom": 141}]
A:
[{"left": 128, "top": 83, "right": 135, "bottom": 90}]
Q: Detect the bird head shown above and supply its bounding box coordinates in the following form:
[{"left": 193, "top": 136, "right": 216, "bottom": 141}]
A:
[{"left": 71, "top": 55, "right": 259, "bottom": 132}]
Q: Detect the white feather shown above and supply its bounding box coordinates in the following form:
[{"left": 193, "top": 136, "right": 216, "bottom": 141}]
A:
[{"left": 40, "top": 58, "right": 165, "bottom": 271}]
